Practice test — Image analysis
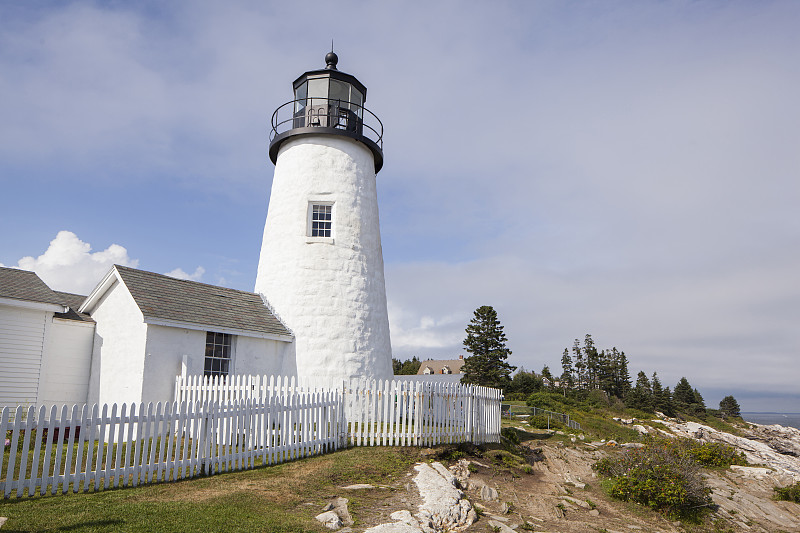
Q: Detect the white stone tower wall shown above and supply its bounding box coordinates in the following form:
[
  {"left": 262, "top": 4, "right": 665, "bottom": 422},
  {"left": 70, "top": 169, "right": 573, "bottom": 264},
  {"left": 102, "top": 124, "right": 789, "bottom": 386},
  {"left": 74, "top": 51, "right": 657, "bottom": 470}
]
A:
[{"left": 255, "top": 135, "right": 393, "bottom": 381}]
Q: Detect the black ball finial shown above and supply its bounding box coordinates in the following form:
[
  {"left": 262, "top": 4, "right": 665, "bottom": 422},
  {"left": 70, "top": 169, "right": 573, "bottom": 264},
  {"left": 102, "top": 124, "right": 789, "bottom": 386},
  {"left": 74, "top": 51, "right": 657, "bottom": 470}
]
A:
[{"left": 325, "top": 51, "right": 339, "bottom": 70}]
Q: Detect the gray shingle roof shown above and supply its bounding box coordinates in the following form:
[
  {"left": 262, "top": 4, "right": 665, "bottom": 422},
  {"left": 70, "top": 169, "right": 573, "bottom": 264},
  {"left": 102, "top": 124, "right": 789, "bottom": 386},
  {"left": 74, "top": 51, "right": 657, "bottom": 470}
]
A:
[
  {"left": 0, "top": 266, "right": 64, "bottom": 306},
  {"left": 53, "top": 291, "right": 94, "bottom": 323},
  {"left": 114, "top": 265, "right": 292, "bottom": 338}
]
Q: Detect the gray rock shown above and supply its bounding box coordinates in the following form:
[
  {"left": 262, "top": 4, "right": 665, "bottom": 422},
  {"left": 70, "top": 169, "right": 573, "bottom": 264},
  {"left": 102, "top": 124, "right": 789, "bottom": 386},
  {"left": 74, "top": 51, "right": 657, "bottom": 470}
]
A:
[
  {"left": 315, "top": 510, "right": 342, "bottom": 530},
  {"left": 413, "top": 462, "right": 476, "bottom": 532},
  {"left": 389, "top": 510, "right": 416, "bottom": 525},
  {"left": 487, "top": 519, "right": 517, "bottom": 533},
  {"left": 0, "top": 517, "right": 6, "bottom": 529},
  {"left": 340, "top": 483, "right": 375, "bottom": 490},
  {"left": 322, "top": 502, "right": 334, "bottom": 512},
  {"left": 480, "top": 484, "right": 498, "bottom": 501},
  {"left": 332, "top": 497, "right": 353, "bottom": 527},
  {"left": 562, "top": 496, "right": 590, "bottom": 509},
  {"left": 364, "top": 523, "right": 423, "bottom": 533},
  {"left": 589, "top": 509, "right": 600, "bottom": 516}
]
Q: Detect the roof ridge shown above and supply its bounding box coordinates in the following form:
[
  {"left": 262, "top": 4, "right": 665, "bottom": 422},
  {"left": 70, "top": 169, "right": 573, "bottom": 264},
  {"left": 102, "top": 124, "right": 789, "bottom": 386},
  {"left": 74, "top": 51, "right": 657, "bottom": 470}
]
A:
[{"left": 114, "top": 264, "right": 257, "bottom": 295}]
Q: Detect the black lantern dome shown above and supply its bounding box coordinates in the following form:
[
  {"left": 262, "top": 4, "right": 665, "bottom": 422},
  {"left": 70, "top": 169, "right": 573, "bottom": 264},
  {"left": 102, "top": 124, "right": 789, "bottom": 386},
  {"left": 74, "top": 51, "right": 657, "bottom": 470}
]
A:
[{"left": 269, "top": 53, "right": 384, "bottom": 172}]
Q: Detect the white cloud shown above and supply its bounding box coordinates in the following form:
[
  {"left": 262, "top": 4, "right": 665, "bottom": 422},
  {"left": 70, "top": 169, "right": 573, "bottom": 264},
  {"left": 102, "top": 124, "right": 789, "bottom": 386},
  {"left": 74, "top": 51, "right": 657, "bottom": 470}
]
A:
[
  {"left": 13, "top": 231, "right": 138, "bottom": 294},
  {"left": 164, "top": 266, "right": 205, "bottom": 282}
]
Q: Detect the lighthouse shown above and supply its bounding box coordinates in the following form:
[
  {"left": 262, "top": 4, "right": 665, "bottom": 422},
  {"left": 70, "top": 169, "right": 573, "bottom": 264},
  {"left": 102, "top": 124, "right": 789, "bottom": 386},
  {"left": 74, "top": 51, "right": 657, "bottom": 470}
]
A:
[{"left": 255, "top": 52, "right": 393, "bottom": 381}]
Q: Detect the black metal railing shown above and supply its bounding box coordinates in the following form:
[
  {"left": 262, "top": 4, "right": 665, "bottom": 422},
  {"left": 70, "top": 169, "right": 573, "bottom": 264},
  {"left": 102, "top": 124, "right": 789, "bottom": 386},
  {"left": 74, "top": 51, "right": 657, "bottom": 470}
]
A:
[{"left": 270, "top": 98, "right": 383, "bottom": 150}]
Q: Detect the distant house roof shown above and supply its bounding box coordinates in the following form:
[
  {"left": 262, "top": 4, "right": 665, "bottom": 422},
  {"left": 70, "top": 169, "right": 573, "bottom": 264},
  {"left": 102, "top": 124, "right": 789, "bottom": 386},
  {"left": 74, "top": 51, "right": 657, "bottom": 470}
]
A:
[
  {"left": 0, "top": 266, "right": 65, "bottom": 310},
  {"left": 53, "top": 291, "right": 94, "bottom": 323},
  {"left": 417, "top": 358, "right": 465, "bottom": 375},
  {"left": 81, "top": 265, "right": 292, "bottom": 340}
]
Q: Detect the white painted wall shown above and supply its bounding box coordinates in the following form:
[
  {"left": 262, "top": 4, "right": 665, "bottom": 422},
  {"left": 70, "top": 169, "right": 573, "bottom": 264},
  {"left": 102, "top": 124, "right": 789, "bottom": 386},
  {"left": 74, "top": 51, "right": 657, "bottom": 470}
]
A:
[
  {"left": 0, "top": 304, "right": 48, "bottom": 411},
  {"left": 141, "top": 325, "right": 292, "bottom": 404},
  {"left": 87, "top": 280, "right": 147, "bottom": 407},
  {"left": 37, "top": 318, "right": 94, "bottom": 406},
  {"left": 141, "top": 325, "right": 204, "bottom": 405},
  {"left": 255, "top": 135, "right": 393, "bottom": 381},
  {"left": 234, "top": 335, "right": 291, "bottom": 376}
]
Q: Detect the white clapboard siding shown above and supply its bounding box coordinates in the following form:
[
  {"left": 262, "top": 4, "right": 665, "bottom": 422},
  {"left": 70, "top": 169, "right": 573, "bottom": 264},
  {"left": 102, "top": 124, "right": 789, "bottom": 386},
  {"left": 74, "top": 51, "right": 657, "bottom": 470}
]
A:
[{"left": 0, "top": 307, "right": 48, "bottom": 411}]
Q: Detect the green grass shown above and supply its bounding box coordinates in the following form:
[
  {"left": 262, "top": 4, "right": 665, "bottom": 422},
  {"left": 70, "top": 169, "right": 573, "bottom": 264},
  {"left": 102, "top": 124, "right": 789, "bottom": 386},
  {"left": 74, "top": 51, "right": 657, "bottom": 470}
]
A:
[{"left": 0, "top": 446, "right": 419, "bottom": 532}]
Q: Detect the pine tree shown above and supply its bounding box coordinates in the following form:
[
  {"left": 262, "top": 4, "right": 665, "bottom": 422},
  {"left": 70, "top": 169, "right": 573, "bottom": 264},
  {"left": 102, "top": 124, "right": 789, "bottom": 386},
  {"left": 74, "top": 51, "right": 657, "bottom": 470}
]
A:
[
  {"left": 673, "top": 377, "right": 695, "bottom": 411},
  {"left": 573, "top": 338, "right": 586, "bottom": 389},
  {"left": 460, "top": 306, "right": 516, "bottom": 389},
  {"left": 626, "top": 371, "right": 654, "bottom": 411},
  {"left": 651, "top": 372, "right": 664, "bottom": 410},
  {"left": 661, "top": 386, "right": 675, "bottom": 417},
  {"left": 560, "top": 349, "right": 574, "bottom": 389},
  {"left": 719, "top": 395, "right": 741, "bottom": 418}
]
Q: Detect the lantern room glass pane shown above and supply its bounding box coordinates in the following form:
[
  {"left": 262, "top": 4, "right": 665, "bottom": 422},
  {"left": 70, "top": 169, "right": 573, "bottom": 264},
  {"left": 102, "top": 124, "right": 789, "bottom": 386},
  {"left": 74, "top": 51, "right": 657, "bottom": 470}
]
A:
[
  {"left": 294, "top": 81, "right": 307, "bottom": 113},
  {"left": 307, "top": 77, "right": 329, "bottom": 105},
  {"left": 329, "top": 79, "right": 350, "bottom": 109},
  {"left": 352, "top": 88, "right": 363, "bottom": 118}
]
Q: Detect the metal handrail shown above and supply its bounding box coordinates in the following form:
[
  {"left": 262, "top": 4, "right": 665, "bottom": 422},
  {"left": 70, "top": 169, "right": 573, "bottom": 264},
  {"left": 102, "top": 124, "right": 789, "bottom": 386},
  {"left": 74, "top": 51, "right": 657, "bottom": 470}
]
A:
[{"left": 270, "top": 98, "right": 383, "bottom": 149}]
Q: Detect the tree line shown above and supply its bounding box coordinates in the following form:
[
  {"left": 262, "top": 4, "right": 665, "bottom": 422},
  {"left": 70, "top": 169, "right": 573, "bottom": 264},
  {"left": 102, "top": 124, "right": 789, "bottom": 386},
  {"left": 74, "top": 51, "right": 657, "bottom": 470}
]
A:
[{"left": 393, "top": 305, "right": 741, "bottom": 419}]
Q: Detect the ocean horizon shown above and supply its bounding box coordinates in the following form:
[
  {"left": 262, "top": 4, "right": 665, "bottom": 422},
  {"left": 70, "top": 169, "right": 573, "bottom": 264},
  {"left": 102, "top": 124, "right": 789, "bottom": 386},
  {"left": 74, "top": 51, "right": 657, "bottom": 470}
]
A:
[{"left": 742, "top": 412, "right": 800, "bottom": 430}]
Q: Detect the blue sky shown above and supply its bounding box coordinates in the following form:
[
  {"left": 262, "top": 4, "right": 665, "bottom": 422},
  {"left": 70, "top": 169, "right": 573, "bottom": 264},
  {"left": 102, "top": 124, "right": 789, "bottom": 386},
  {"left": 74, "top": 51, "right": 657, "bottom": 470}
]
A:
[{"left": 2, "top": 1, "right": 798, "bottom": 411}]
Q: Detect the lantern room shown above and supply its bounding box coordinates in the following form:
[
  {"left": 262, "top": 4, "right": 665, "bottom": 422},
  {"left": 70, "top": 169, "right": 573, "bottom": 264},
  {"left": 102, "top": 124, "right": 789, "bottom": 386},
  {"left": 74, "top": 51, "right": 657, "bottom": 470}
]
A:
[{"left": 269, "top": 52, "right": 384, "bottom": 172}]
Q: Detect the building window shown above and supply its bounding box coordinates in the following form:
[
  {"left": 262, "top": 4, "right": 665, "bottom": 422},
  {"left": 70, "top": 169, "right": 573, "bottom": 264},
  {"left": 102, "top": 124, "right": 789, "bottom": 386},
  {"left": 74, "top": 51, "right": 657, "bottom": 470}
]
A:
[
  {"left": 204, "top": 331, "right": 232, "bottom": 378},
  {"left": 310, "top": 203, "right": 332, "bottom": 237}
]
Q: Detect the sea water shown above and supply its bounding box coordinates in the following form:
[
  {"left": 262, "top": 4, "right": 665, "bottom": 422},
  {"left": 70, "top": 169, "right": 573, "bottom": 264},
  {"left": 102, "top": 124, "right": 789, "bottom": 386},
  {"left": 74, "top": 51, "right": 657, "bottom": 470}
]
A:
[{"left": 743, "top": 412, "right": 800, "bottom": 430}]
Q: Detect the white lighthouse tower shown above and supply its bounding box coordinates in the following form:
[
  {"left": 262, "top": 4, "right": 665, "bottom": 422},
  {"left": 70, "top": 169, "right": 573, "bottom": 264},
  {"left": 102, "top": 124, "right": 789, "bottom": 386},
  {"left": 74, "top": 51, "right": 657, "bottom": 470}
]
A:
[{"left": 255, "top": 52, "right": 393, "bottom": 381}]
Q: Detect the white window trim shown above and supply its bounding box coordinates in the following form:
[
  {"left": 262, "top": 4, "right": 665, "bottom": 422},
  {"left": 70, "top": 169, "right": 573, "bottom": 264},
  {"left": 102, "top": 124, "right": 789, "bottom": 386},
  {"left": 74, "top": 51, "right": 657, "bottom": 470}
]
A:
[{"left": 306, "top": 201, "right": 335, "bottom": 243}]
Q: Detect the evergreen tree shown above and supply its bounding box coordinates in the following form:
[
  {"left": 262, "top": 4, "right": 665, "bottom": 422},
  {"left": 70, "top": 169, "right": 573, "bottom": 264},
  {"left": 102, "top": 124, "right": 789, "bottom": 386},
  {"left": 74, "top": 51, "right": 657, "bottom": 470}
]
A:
[
  {"left": 673, "top": 377, "right": 695, "bottom": 410},
  {"left": 692, "top": 388, "right": 707, "bottom": 416},
  {"left": 660, "top": 386, "right": 676, "bottom": 417},
  {"left": 560, "top": 348, "right": 574, "bottom": 389},
  {"left": 460, "top": 306, "right": 516, "bottom": 389},
  {"left": 626, "top": 371, "right": 654, "bottom": 411},
  {"left": 719, "top": 395, "right": 741, "bottom": 418},
  {"left": 392, "top": 358, "right": 402, "bottom": 375},
  {"left": 573, "top": 338, "right": 586, "bottom": 388}
]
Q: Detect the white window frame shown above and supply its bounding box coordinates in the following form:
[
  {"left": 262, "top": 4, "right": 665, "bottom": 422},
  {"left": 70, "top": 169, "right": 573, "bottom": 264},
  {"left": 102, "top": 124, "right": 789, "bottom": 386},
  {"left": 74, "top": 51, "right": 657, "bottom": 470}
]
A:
[
  {"left": 204, "top": 331, "right": 235, "bottom": 378},
  {"left": 306, "top": 201, "right": 335, "bottom": 243}
]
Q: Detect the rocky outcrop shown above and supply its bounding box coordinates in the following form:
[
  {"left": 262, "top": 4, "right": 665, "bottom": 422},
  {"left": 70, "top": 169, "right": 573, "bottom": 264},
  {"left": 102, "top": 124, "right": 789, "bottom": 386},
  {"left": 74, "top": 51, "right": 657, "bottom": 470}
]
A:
[
  {"left": 661, "top": 420, "right": 800, "bottom": 480},
  {"left": 364, "top": 461, "right": 476, "bottom": 533}
]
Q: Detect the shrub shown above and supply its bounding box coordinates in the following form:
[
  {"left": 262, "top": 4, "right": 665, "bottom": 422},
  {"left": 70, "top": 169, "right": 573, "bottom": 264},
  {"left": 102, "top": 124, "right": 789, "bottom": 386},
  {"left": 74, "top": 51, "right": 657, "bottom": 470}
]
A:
[
  {"left": 774, "top": 482, "right": 800, "bottom": 503},
  {"left": 686, "top": 442, "right": 747, "bottom": 468},
  {"left": 501, "top": 426, "right": 520, "bottom": 445},
  {"left": 593, "top": 438, "right": 711, "bottom": 519},
  {"left": 528, "top": 414, "right": 563, "bottom": 430}
]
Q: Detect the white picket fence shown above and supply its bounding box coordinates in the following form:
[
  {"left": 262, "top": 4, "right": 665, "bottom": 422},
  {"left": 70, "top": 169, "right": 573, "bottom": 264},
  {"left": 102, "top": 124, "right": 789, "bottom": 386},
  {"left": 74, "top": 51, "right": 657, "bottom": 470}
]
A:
[
  {"left": 0, "top": 391, "right": 339, "bottom": 499},
  {"left": 0, "top": 376, "right": 501, "bottom": 500},
  {"left": 175, "top": 374, "right": 502, "bottom": 447}
]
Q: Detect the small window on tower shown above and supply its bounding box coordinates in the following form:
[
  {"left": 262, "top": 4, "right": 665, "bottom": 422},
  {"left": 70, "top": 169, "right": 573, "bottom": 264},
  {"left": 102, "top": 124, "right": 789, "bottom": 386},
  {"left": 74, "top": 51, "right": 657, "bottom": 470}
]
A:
[{"left": 309, "top": 203, "right": 333, "bottom": 238}]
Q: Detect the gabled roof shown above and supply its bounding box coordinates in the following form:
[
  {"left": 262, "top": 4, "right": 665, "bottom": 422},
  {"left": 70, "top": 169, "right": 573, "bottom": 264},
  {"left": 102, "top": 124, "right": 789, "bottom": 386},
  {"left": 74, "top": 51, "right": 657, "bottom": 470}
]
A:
[
  {"left": 0, "top": 266, "right": 65, "bottom": 311},
  {"left": 53, "top": 291, "right": 94, "bottom": 323},
  {"left": 81, "top": 265, "right": 292, "bottom": 340}
]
